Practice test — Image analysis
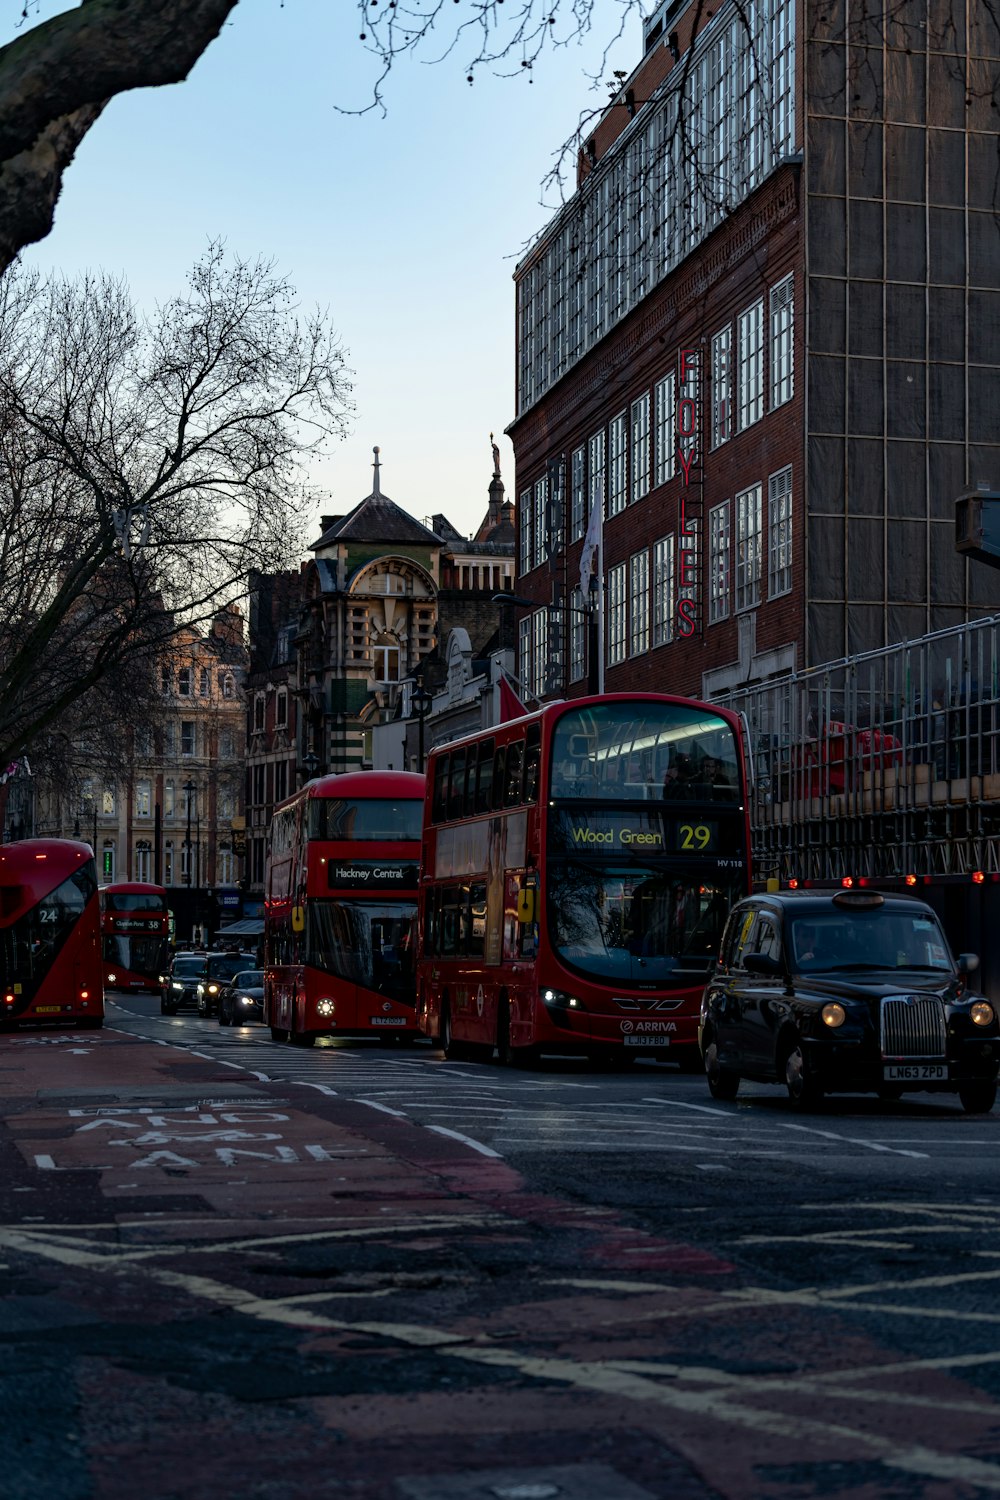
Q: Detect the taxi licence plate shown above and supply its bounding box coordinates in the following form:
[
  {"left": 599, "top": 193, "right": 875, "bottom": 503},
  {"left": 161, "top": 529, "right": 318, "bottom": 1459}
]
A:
[{"left": 884, "top": 1063, "right": 947, "bottom": 1081}]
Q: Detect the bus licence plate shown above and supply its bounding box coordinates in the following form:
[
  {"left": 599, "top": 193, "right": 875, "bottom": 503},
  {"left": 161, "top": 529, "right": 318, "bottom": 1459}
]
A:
[
  {"left": 884, "top": 1063, "right": 947, "bottom": 1081},
  {"left": 624, "top": 1035, "right": 668, "bottom": 1047},
  {"left": 35, "top": 1005, "right": 64, "bottom": 1013},
  {"left": 370, "top": 1016, "right": 406, "bottom": 1026}
]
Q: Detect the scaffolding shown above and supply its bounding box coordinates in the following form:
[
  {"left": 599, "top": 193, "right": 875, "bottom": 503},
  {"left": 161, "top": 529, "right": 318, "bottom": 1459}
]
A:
[{"left": 717, "top": 616, "right": 1000, "bottom": 884}]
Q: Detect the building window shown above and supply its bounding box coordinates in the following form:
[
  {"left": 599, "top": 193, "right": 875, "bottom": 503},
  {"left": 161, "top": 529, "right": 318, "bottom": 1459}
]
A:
[
  {"left": 101, "top": 842, "right": 115, "bottom": 883},
  {"left": 135, "top": 726, "right": 153, "bottom": 759},
  {"left": 519, "top": 615, "right": 532, "bottom": 702},
  {"left": 770, "top": 274, "right": 794, "bottom": 410},
  {"left": 222, "top": 672, "right": 235, "bottom": 699},
  {"left": 587, "top": 428, "right": 606, "bottom": 524},
  {"left": 532, "top": 607, "right": 549, "bottom": 699},
  {"left": 653, "top": 371, "right": 675, "bottom": 488},
  {"left": 533, "top": 476, "right": 548, "bottom": 570},
  {"left": 608, "top": 410, "right": 628, "bottom": 517},
  {"left": 372, "top": 639, "right": 400, "bottom": 682},
  {"left": 178, "top": 665, "right": 192, "bottom": 697},
  {"left": 162, "top": 722, "right": 175, "bottom": 757},
  {"left": 735, "top": 484, "right": 763, "bottom": 612},
  {"left": 135, "top": 841, "right": 151, "bottom": 882},
  {"left": 218, "top": 847, "right": 235, "bottom": 885},
  {"left": 164, "top": 841, "right": 174, "bottom": 886},
  {"left": 570, "top": 446, "right": 586, "bottom": 541},
  {"left": 253, "top": 694, "right": 265, "bottom": 733},
  {"left": 275, "top": 689, "right": 288, "bottom": 728},
  {"left": 164, "top": 780, "right": 175, "bottom": 819},
  {"left": 160, "top": 665, "right": 171, "bottom": 695},
  {"left": 274, "top": 760, "right": 288, "bottom": 803},
  {"left": 199, "top": 666, "right": 209, "bottom": 696},
  {"left": 630, "top": 394, "right": 650, "bottom": 504},
  {"left": 607, "top": 562, "right": 628, "bottom": 665},
  {"left": 220, "top": 727, "right": 235, "bottom": 759},
  {"left": 519, "top": 488, "right": 532, "bottom": 574},
  {"left": 708, "top": 501, "right": 731, "bottom": 624},
  {"left": 570, "top": 587, "right": 587, "bottom": 682},
  {"left": 252, "top": 764, "right": 265, "bottom": 806},
  {"left": 737, "top": 300, "right": 764, "bottom": 431},
  {"left": 181, "top": 721, "right": 196, "bottom": 757},
  {"left": 135, "top": 778, "right": 151, "bottom": 818},
  {"left": 630, "top": 550, "right": 649, "bottom": 655},
  {"left": 652, "top": 535, "right": 675, "bottom": 648},
  {"left": 768, "top": 465, "right": 793, "bottom": 599},
  {"left": 711, "top": 325, "right": 732, "bottom": 448}
]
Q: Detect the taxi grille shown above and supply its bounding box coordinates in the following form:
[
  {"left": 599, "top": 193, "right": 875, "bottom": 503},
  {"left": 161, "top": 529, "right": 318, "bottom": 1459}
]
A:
[{"left": 880, "top": 994, "right": 946, "bottom": 1059}]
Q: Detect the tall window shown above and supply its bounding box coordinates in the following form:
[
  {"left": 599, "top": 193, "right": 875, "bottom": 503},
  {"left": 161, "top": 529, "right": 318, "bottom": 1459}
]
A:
[
  {"left": 630, "top": 551, "right": 649, "bottom": 655},
  {"left": 519, "top": 488, "right": 532, "bottom": 574},
  {"left": 220, "top": 727, "right": 235, "bottom": 759},
  {"left": 199, "top": 666, "right": 209, "bottom": 696},
  {"left": 770, "top": 274, "right": 794, "bottom": 409},
  {"left": 101, "top": 842, "right": 115, "bottom": 883},
  {"left": 164, "top": 780, "right": 175, "bottom": 819},
  {"left": 607, "top": 562, "right": 628, "bottom": 665},
  {"left": 654, "top": 372, "right": 675, "bottom": 487},
  {"left": 135, "top": 778, "right": 152, "bottom": 818},
  {"left": 519, "top": 616, "right": 532, "bottom": 702},
  {"left": 737, "top": 299, "right": 764, "bottom": 430},
  {"left": 768, "top": 465, "right": 793, "bottom": 598},
  {"left": 135, "top": 726, "right": 153, "bottom": 759},
  {"left": 570, "top": 445, "right": 586, "bottom": 541},
  {"left": 218, "top": 848, "right": 235, "bottom": 885},
  {"left": 135, "top": 840, "right": 151, "bottom": 882},
  {"left": 160, "top": 665, "right": 171, "bottom": 695},
  {"left": 652, "top": 535, "right": 675, "bottom": 647},
  {"left": 178, "top": 665, "right": 192, "bottom": 697},
  {"left": 532, "top": 607, "right": 549, "bottom": 699},
  {"left": 275, "top": 689, "right": 288, "bottom": 727},
  {"left": 222, "top": 673, "right": 235, "bottom": 699},
  {"left": 708, "top": 502, "right": 731, "bottom": 624},
  {"left": 164, "top": 841, "right": 174, "bottom": 886},
  {"left": 570, "top": 587, "right": 587, "bottom": 682},
  {"left": 630, "top": 394, "right": 650, "bottom": 504},
  {"left": 181, "top": 721, "right": 196, "bottom": 757},
  {"left": 588, "top": 429, "right": 606, "bottom": 523},
  {"left": 372, "top": 638, "right": 400, "bottom": 681},
  {"left": 711, "top": 325, "right": 732, "bottom": 448},
  {"left": 253, "top": 694, "right": 265, "bottom": 732},
  {"left": 533, "top": 476, "right": 548, "bottom": 570},
  {"left": 735, "top": 484, "right": 763, "bottom": 611},
  {"left": 608, "top": 411, "right": 628, "bottom": 517},
  {"left": 162, "top": 722, "right": 176, "bottom": 757}
]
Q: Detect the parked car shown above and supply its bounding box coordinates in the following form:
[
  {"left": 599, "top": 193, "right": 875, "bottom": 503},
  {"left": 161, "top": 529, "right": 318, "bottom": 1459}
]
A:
[
  {"left": 217, "top": 969, "right": 265, "bottom": 1026},
  {"left": 196, "top": 951, "right": 258, "bottom": 1017},
  {"left": 160, "top": 951, "right": 209, "bottom": 1014},
  {"left": 699, "top": 889, "right": 1000, "bottom": 1113}
]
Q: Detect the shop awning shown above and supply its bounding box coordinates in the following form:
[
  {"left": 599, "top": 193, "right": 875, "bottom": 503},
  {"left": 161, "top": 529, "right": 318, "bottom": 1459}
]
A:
[{"left": 215, "top": 918, "right": 264, "bottom": 937}]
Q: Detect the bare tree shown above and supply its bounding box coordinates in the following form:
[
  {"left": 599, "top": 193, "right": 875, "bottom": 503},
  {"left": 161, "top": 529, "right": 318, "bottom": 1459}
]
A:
[{"left": 0, "top": 240, "right": 352, "bottom": 768}]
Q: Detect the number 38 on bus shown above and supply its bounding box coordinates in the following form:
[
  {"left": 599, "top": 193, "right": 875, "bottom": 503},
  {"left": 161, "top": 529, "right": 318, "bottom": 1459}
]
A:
[{"left": 417, "top": 693, "right": 752, "bottom": 1068}]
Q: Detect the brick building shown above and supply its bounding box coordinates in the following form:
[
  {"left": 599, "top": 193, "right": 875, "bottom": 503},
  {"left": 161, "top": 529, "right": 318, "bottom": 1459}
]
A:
[{"left": 509, "top": 0, "right": 1000, "bottom": 703}]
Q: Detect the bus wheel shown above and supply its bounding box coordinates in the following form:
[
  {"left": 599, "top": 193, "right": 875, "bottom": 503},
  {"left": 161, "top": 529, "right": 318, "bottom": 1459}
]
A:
[
  {"left": 270, "top": 1026, "right": 289, "bottom": 1043},
  {"left": 496, "top": 998, "right": 515, "bottom": 1067}
]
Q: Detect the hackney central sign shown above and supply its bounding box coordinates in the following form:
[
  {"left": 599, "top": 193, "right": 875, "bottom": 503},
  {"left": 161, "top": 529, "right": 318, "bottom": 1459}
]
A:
[{"left": 327, "top": 861, "right": 419, "bottom": 891}]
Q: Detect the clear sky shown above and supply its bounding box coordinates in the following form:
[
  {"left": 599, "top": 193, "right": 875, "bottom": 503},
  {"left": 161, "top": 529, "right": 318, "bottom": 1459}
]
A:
[{"left": 12, "top": 1, "right": 638, "bottom": 546}]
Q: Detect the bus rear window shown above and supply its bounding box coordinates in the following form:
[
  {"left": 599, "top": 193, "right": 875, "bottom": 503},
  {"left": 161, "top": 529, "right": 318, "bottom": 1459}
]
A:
[{"left": 309, "top": 799, "right": 423, "bottom": 841}]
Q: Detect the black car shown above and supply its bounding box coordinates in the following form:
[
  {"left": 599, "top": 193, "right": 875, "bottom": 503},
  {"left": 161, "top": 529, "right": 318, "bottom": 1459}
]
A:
[
  {"left": 699, "top": 889, "right": 1000, "bottom": 1113},
  {"left": 196, "top": 952, "right": 258, "bottom": 1017},
  {"left": 160, "top": 951, "right": 208, "bottom": 1014},
  {"left": 217, "top": 969, "right": 265, "bottom": 1026}
]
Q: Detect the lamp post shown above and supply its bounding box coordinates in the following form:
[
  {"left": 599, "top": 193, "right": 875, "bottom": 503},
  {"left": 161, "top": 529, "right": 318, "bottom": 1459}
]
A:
[
  {"left": 301, "top": 750, "right": 319, "bottom": 786},
  {"left": 183, "top": 779, "right": 196, "bottom": 888},
  {"left": 411, "top": 674, "right": 433, "bottom": 772}
]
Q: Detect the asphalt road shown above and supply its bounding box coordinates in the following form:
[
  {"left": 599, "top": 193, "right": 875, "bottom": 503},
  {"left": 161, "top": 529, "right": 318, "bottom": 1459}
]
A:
[{"left": 4, "top": 993, "right": 1000, "bottom": 1500}]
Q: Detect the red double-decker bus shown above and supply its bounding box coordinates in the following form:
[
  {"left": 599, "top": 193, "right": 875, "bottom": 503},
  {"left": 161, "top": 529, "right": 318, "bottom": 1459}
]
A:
[
  {"left": 0, "top": 838, "right": 103, "bottom": 1029},
  {"left": 417, "top": 693, "right": 752, "bottom": 1068},
  {"left": 264, "top": 770, "right": 425, "bottom": 1047},
  {"left": 100, "top": 881, "right": 171, "bottom": 992}
]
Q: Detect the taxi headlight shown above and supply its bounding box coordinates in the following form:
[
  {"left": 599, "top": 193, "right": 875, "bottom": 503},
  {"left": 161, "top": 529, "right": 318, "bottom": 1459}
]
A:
[
  {"left": 208, "top": 983, "right": 219, "bottom": 994},
  {"left": 971, "top": 1000, "right": 995, "bottom": 1027},
  {"left": 172, "top": 981, "right": 183, "bottom": 991},
  {"left": 316, "top": 997, "right": 335, "bottom": 1017},
  {"left": 821, "top": 1002, "right": 847, "bottom": 1028}
]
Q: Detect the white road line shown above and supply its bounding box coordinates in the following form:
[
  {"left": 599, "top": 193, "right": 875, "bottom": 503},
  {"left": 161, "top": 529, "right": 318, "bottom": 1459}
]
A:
[
  {"left": 357, "top": 1099, "right": 409, "bottom": 1118},
  {"left": 426, "top": 1125, "right": 503, "bottom": 1159}
]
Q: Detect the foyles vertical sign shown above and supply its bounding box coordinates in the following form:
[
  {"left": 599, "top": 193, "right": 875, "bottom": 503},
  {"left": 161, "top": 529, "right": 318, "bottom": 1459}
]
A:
[{"left": 676, "top": 347, "right": 702, "bottom": 638}]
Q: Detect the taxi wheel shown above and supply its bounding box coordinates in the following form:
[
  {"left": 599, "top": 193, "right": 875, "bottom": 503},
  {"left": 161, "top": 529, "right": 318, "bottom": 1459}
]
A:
[
  {"left": 784, "top": 1038, "right": 824, "bottom": 1110},
  {"left": 959, "top": 1079, "right": 997, "bottom": 1114},
  {"left": 218, "top": 1006, "right": 232, "bottom": 1027},
  {"left": 704, "top": 1036, "right": 739, "bottom": 1101}
]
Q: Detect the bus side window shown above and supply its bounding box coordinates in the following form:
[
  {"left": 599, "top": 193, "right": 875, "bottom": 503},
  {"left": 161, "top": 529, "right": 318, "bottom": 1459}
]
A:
[
  {"left": 524, "top": 726, "right": 541, "bottom": 804},
  {"left": 432, "top": 755, "right": 449, "bottom": 823},
  {"left": 440, "top": 887, "right": 460, "bottom": 957},
  {"left": 504, "top": 741, "right": 524, "bottom": 806},
  {"left": 448, "top": 749, "right": 466, "bottom": 821},
  {"left": 492, "top": 745, "right": 507, "bottom": 811},
  {"left": 463, "top": 753, "right": 478, "bottom": 818},
  {"left": 475, "top": 739, "right": 495, "bottom": 815}
]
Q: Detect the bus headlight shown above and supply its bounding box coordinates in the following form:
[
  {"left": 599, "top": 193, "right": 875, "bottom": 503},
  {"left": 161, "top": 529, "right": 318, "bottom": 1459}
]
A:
[
  {"left": 542, "top": 989, "right": 583, "bottom": 1010},
  {"left": 821, "top": 1002, "right": 847, "bottom": 1028},
  {"left": 971, "top": 1001, "right": 995, "bottom": 1027},
  {"left": 107, "top": 972, "right": 117, "bottom": 984},
  {"left": 316, "top": 998, "right": 335, "bottom": 1017}
]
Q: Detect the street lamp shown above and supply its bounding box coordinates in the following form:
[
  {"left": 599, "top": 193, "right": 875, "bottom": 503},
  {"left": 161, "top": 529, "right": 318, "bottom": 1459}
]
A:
[
  {"left": 301, "top": 750, "right": 320, "bottom": 785},
  {"left": 183, "top": 779, "right": 196, "bottom": 888},
  {"left": 412, "top": 674, "right": 433, "bottom": 773}
]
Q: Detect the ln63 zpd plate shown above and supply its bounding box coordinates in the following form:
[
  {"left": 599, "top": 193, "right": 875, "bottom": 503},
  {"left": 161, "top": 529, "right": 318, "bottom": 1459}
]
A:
[{"left": 884, "top": 1063, "right": 948, "bottom": 1081}]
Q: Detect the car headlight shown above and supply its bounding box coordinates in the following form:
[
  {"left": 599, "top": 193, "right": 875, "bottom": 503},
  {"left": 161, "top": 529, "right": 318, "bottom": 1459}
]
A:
[
  {"left": 172, "top": 982, "right": 183, "bottom": 991},
  {"left": 821, "top": 1002, "right": 847, "bottom": 1028},
  {"left": 971, "top": 1001, "right": 995, "bottom": 1027},
  {"left": 239, "top": 995, "right": 255, "bottom": 1006},
  {"left": 208, "top": 984, "right": 219, "bottom": 994},
  {"left": 542, "top": 988, "right": 583, "bottom": 1010}
]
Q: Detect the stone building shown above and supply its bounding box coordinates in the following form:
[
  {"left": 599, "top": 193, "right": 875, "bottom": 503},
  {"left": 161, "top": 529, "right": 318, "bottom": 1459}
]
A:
[{"left": 244, "top": 568, "right": 305, "bottom": 897}]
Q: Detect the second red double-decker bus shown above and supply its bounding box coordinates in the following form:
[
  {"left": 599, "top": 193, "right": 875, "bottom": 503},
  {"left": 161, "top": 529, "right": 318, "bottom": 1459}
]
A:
[
  {"left": 0, "top": 838, "right": 104, "bottom": 1029},
  {"left": 417, "top": 693, "right": 752, "bottom": 1068},
  {"left": 264, "top": 770, "right": 425, "bottom": 1046},
  {"left": 100, "top": 881, "right": 171, "bottom": 992}
]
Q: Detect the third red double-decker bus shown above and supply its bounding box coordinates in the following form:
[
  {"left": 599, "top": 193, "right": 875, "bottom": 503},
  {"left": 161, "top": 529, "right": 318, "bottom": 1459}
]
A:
[
  {"left": 264, "top": 770, "right": 425, "bottom": 1046},
  {"left": 417, "top": 693, "right": 752, "bottom": 1068},
  {"left": 1, "top": 838, "right": 103, "bottom": 1030},
  {"left": 100, "top": 881, "right": 171, "bottom": 992}
]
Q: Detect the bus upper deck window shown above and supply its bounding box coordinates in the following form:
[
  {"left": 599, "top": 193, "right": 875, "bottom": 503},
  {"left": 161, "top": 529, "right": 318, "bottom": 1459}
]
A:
[
  {"left": 492, "top": 745, "right": 507, "bottom": 811},
  {"left": 449, "top": 749, "right": 467, "bottom": 821},
  {"left": 463, "top": 752, "right": 478, "bottom": 818},
  {"left": 475, "top": 740, "right": 495, "bottom": 815},
  {"left": 504, "top": 741, "right": 524, "bottom": 806},
  {"left": 524, "top": 726, "right": 541, "bottom": 804},
  {"left": 432, "top": 755, "right": 449, "bottom": 824}
]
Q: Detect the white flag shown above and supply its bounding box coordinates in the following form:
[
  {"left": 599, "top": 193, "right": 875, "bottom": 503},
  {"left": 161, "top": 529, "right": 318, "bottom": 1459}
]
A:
[{"left": 579, "top": 491, "right": 602, "bottom": 597}]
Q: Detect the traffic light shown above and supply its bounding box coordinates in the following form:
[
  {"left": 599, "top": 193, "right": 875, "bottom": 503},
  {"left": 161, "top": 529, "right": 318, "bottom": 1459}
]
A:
[{"left": 956, "top": 488, "right": 1000, "bottom": 567}]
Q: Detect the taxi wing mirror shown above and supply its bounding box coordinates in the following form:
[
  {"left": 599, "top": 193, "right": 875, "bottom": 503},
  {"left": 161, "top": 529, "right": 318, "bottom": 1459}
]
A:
[
  {"left": 516, "top": 887, "right": 537, "bottom": 924},
  {"left": 744, "top": 952, "right": 784, "bottom": 978},
  {"left": 291, "top": 905, "right": 305, "bottom": 934},
  {"left": 958, "top": 952, "right": 980, "bottom": 975}
]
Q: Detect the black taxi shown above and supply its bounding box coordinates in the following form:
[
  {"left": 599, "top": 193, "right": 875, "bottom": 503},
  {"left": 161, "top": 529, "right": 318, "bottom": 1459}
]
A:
[{"left": 699, "top": 889, "right": 1000, "bottom": 1112}]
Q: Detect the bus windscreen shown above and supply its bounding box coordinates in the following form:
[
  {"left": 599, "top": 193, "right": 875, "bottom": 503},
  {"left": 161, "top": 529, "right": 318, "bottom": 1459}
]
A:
[{"left": 550, "top": 701, "right": 741, "bottom": 803}]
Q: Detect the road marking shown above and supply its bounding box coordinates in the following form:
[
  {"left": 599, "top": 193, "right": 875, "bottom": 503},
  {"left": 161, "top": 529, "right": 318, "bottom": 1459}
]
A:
[
  {"left": 643, "top": 1097, "right": 929, "bottom": 1158},
  {"left": 358, "top": 1099, "right": 409, "bottom": 1118},
  {"left": 426, "top": 1126, "right": 503, "bottom": 1159}
]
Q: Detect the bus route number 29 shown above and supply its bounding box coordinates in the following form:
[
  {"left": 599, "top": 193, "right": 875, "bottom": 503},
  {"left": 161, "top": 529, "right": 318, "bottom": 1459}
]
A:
[{"left": 678, "top": 823, "right": 713, "bottom": 851}]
